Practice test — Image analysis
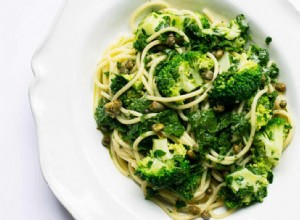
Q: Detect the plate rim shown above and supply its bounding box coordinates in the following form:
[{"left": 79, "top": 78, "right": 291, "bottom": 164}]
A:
[{"left": 29, "top": 0, "right": 300, "bottom": 219}]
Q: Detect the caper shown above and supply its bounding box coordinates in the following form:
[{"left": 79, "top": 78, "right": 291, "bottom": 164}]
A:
[
  {"left": 166, "top": 33, "right": 176, "bottom": 47},
  {"left": 104, "top": 100, "right": 122, "bottom": 118},
  {"left": 201, "top": 70, "right": 214, "bottom": 81},
  {"left": 206, "top": 188, "right": 213, "bottom": 195},
  {"left": 149, "top": 101, "right": 165, "bottom": 112},
  {"left": 125, "top": 60, "right": 134, "bottom": 70},
  {"left": 275, "top": 82, "right": 286, "bottom": 92},
  {"left": 119, "top": 67, "right": 129, "bottom": 74},
  {"left": 213, "top": 104, "right": 225, "bottom": 113},
  {"left": 201, "top": 211, "right": 211, "bottom": 220},
  {"left": 152, "top": 123, "right": 164, "bottom": 133},
  {"left": 233, "top": 144, "right": 241, "bottom": 154},
  {"left": 279, "top": 100, "right": 287, "bottom": 108},
  {"left": 188, "top": 206, "right": 201, "bottom": 215},
  {"left": 102, "top": 135, "right": 110, "bottom": 148},
  {"left": 187, "top": 150, "right": 196, "bottom": 159},
  {"left": 214, "top": 49, "right": 224, "bottom": 59},
  {"left": 275, "top": 98, "right": 287, "bottom": 110}
]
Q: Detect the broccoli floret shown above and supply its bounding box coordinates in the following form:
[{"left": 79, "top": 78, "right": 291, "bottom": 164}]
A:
[
  {"left": 156, "top": 51, "right": 212, "bottom": 97},
  {"left": 133, "top": 11, "right": 176, "bottom": 51},
  {"left": 110, "top": 74, "right": 143, "bottom": 107},
  {"left": 178, "top": 62, "right": 200, "bottom": 93},
  {"left": 136, "top": 156, "right": 190, "bottom": 189},
  {"left": 253, "top": 117, "right": 292, "bottom": 167},
  {"left": 210, "top": 66, "right": 262, "bottom": 106},
  {"left": 200, "top": 16, "right": 210, "bottom": 29},
  {"left": 156, "top": 54, "right": 183, "bottom": 97},
  {"left": 121, "top": 90, "right": 143, "bottom": 107},
  {"left": 247, "top": 45, "right": 269, "bottom": 66},
  {"left": 135, "top": 12, "right": 173, "bottom": 36},
  {"left": 235, "top": 14, "right": 249, "bottom": 33},
  {"left": 220, "top": 37, "right": 247, "bottom": 52},
  {"left": 135, "top": 11, "right": 249, "bottom": 53},
  {"left": 219, "top": 163, "right": 272, "bottom": 208},
  {"left": 263, "top": 62, "right": 279, "bottom": 79},
  {"left": 201, "top": 14, "right": 249, "bottom": 41},
  {"left": 183, "top": 51, "right": 214, "bottom": 71},
  {"left": 186, "top": 14, "right": 249, "bottom": 52},
  {"left": 210, "top": 52, "right": 262, "bottom": 105},
  {"left": 133, "top": 11, "right": 186, "bottom": 51},
  {"left": 183, "top": 15, "right": 248, "bottom": 52},
  {"left": 254, "top": 92, "right": 278, "bottom": 130},
  {"left": 234, "top": 52, "right": 259, "bottom": 71},
  {"left": 135, "top": 138, "right": 190, "bottom": 189},
  {"left": 210, "top": 18, "right": 242, "bottom": 41},
  {"left": 94, "top": 99, "right": 126, "bottom": 132}
]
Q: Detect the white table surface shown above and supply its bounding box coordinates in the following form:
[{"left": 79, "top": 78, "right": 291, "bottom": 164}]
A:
[
  {"left": 0, "top": 0, "right": 299, "bottom": 219},
  {"left": 0, "top": 0, "right": 73, "bottom": 219}
]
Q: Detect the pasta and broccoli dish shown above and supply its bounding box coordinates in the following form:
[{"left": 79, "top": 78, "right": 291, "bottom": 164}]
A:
[{"left": 93, "top": 1, "right": 293, "bottom": 219}]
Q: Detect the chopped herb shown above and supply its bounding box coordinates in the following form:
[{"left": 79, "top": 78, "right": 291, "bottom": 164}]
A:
[{"left": 265, "top": 37, "right": 272, "bottom": 45}]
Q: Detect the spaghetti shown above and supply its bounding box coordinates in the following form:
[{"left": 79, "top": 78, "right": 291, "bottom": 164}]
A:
[{"left": 93, "top": 1, "right": 293, "bottom": 219}]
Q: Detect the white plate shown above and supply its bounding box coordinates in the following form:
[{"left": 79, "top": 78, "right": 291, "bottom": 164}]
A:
[{"left": 30, "top": 0, "right": 300, "bottom": 219}]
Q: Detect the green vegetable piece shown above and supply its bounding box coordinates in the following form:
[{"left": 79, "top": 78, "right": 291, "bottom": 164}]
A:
[
  {"left": 265, "top": 37, "right": 272, "bottom": 45},
  {"left": 189, "top": 110, "right": 250, "bottom": 157},
  {"left": 110, "top": 74, "right": 144, "bottom": 107},
  {"left": 247, "top": 45, "right": 269, "bottom": 66},
  {"left": 135, "top": 139, "right": 191, "bottom": 189},
  {"left": 263, "top": 62, "right": 279, "bottom": 79},
  {"left": 253, "top": 117, "right": 292, "bottom": 167},
  {"left": 156, "top": 51, "right": 213, "bottom": 98},
  {"left": 235, "top": 14, "right": 249, "bottom": 33},
  {"left": 168, "top": 167, "right": 203, "bottom": 201},
  {"left": 254, "top": 92, "right": 278, "bottom": 130},
  {"left": 94, "top": 99, "right": 126, "bottom": 133},
  {"left": 175, "top": 200, "right": 187, "bottom": 209},
  {"left": 210, "top": 66, "right": 262, "bottom": 106},
  {"left": 128, "top": 98, "right": 152, "bottom": 113},
  {"left": 219, "top": 163, "right": 272, "bottom": 209}
]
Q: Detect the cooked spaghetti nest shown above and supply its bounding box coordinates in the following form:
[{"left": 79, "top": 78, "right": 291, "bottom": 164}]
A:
[{"left": 93, "top": 1, "right": 294, "bottom": 219}]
